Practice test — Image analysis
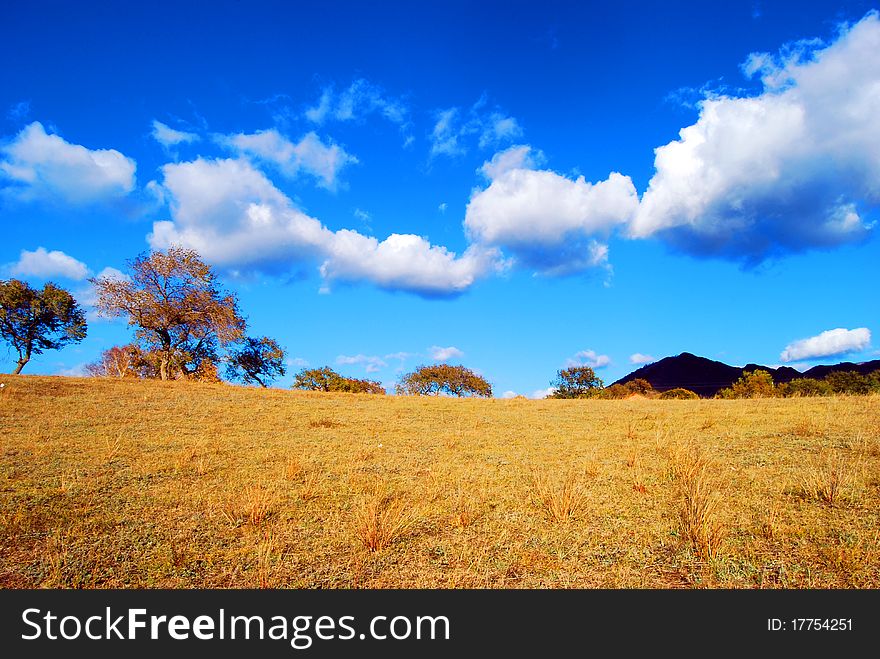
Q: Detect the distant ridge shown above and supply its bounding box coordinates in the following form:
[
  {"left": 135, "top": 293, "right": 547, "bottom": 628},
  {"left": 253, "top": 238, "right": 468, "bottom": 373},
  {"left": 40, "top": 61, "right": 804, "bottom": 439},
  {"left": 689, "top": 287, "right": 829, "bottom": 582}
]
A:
[{"left": 612, "top": 352, "right": 880, "bottom": 397}]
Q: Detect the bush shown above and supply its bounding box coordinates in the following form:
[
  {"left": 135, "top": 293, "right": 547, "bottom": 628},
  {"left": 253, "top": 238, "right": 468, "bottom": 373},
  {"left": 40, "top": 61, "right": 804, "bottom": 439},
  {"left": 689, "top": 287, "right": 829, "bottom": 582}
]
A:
[
  {"left": 824, "top": 371, "right": 873, "bottom": 395},
  {"left": 395, "top": 364, "right": 492, "bottom": 397},
  {"left": 659, "top": 388, "right": 700, "bottom": 399},
  {"left": 778, "top": 378, "right": 832, "bottom": 397}
]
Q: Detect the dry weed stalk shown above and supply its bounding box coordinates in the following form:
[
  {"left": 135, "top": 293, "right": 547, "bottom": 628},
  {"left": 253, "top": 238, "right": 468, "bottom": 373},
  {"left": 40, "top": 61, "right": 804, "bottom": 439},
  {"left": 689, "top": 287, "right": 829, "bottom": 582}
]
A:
[
  {"left": 675, "top": 448, "right": 725, "bottom": 560},
  {"left": 353, "top": 487, "right": 416, "bottom": 551},
  {"left": 531, "top": 467, "right": 586, "bottom": 522},
  {"left": 801, "top": 450, "right": 857, "bottom": 506}
]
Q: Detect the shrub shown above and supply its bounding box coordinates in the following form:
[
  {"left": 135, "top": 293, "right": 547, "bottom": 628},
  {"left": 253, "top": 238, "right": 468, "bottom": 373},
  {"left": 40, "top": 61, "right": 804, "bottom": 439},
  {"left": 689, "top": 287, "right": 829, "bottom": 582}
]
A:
[
  {"left": 778, "top": 378, "right": 832, "bottom": 397},
  {"left": 824, "top": 371, "right": 873, "bottom": 395},
  {"left": 659, "top": 387, "right": 700, "bottom": 399}
]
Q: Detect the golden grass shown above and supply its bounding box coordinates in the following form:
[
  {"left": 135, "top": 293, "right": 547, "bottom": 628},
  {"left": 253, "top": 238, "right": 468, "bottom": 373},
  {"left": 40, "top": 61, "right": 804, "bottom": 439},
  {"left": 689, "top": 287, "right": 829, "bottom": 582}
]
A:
[{"left": 1, "top": 375, "right": 879, "bottom": 588}]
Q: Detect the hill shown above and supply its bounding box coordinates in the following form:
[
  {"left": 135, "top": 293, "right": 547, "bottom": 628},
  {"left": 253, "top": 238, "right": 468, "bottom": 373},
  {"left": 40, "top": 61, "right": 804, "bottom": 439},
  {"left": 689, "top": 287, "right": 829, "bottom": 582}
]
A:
[
  {"left": 613, "top": 352, "right": 880, "bottom": 397},
  {"left": 1, "top": 375, "right": 878, "bottom": 589}
]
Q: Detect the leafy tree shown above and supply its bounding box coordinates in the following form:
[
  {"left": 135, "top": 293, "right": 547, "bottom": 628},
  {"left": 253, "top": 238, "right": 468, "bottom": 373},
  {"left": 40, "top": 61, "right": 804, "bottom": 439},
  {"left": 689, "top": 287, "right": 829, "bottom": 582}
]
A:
[
  {"left": 659, "top": 387, "right": 700, "bottom": 399},
  {"left": 91, "top": 247, "right": 245, "bottom": 380},
  {"left": 548, "top": 366, "right": 604, "bottom": 399},
  {"left": 0, "top": 279, "right": 87, "bottom": 374},
  {"left": 226, "top": 336, "right": 286, "bottom": 387},
  {"left": 292, "top": 366, "right": 385, "bottom": 394},
  {"left": 395, "top": 364, "right": 492, "bottom": 397},
  {"left": 717, "top": 370, "right": 776, "bottom": 399}
]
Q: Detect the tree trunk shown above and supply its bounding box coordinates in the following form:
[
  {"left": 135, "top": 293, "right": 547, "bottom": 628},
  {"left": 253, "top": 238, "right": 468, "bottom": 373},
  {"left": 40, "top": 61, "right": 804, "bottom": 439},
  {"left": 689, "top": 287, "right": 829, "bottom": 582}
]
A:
[
  {"left": 12, "top": 359, "right": 27, "bottom": 375},
  {"left": 159, "top": 355, "right": 169, "bottom": 380}
]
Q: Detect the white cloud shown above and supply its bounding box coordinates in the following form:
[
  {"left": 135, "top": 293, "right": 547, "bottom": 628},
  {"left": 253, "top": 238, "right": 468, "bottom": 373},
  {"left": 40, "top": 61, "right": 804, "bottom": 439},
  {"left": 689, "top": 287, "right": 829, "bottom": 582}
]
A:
[
  {"left": 565, "top": 350, "right": 611, "bottom": 369},
  {"left": 217, "top": 128, "right": 357, "bottom": 190},
  {"left": 438, "top": 202, "right": 447, "bottom": 213},
  {"left": 286, "top": 357, "right": 309, "bottom": 368},
  {"left": 531, "top": 387, "right": 556, "bottom": 399},
  {"left": 780, "top": 327, "right": 871, "bottom": 362},
  {"left": 9, "top": 247, "right": 89, "bottom": 280},
  {"left": 353, "top": 208, "right": 371, "bottom": 222},
  {"left": 150, "top": 157, "right": 499, "bottom": 296},
  {"left": 0, "top": 121, "right": 135, "bottom": 204},
  {"left": 337, "top": 354, "right": 387, "bottom": 373},
  {"left": 630, "top": 13, "right": 880, "bottom": 262},
  {"left": 500, "top": 390, "right": 519, "bottom": 399},
  {"left": 428, "top": 346, "right": 464, "bottom": 361},
  {"left": 465, "top": 146, "right": 638, "bottom": 275},
  {"left": 629, "top": 353, "right": 656, "bottom": 365},
  {"left": 151, "top": 120, "right": 199, "bottom": 148}
]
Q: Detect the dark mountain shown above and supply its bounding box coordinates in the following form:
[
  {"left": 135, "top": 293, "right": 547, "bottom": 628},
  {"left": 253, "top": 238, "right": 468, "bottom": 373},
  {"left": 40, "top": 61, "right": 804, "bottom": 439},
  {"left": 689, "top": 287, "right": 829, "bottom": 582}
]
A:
[{"left": 613, "top": 352, "right": 880, "bottom": 398}]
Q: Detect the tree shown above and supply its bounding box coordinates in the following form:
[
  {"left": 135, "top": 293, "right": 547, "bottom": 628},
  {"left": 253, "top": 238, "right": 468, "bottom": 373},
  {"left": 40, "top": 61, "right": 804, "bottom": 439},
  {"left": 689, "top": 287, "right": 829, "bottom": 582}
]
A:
[
  {"left": 395, "top": 364, "right": 492, "bottom": 397},
  {"left": 226, "top": 336, "right": 286, "bottom": 387},
  {"left": 92, "top": 247, "right": 245, "bottom": 380},
  {"left": 0, "top": 279, "right": 87, "bottom": 374},
  {"left": 548, "top": 366, "right": 604, "bottom": 399},
  {"left": 778, "top": 378, "right": 832, "bottom": 398},
  {"left": 292, "top": 366, "right": 385, "bottom": 394}
]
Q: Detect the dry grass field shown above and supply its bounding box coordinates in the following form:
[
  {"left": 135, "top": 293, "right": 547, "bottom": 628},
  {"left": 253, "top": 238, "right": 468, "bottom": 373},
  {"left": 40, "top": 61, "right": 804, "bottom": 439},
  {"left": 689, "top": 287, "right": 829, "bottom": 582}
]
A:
[{"left": 1, "top": 375, "right": 878, "bottom": 589}]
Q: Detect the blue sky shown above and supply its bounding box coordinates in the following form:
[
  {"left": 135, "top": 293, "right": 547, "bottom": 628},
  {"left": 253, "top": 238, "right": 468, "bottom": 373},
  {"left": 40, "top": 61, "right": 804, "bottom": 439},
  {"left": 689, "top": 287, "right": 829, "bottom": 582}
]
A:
[{"left": 1, "top": 0, "right": 878, "bottom": 396}]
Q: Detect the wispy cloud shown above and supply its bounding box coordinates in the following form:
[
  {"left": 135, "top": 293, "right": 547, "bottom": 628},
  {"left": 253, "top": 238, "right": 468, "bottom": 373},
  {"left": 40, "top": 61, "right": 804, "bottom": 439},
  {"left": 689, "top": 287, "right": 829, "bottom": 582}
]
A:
[{"left": 428, "top": 346, "right": 464, "bottom": 361}]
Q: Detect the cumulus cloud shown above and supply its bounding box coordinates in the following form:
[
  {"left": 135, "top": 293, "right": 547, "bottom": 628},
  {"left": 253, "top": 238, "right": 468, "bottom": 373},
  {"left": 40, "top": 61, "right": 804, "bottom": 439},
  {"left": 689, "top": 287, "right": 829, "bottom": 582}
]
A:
[
  {"left": 629, "top": 353, "right": 656, "bottom": 365},
  {"left": 429, "top": 346, "right": 464, "bottom": 361},
  {"left": 337, "top": 354, "right": 387, "bottom": 373},
  {"left": 565, "top": 350, "right": 611, "bottom": 369},
  {"left": 319, "top": 232, "right": 500, "bottom": 297},
  {"left": 0, "top": 122, "right": 135, "bottom": 204},
  {"left": 780, "top": 327, "right": 871, "bottom": 362},
  {"left": 217, "top": 128, "right": 357, "bottom": 190},
  {"left": 149, "top": 157, "right": 499, "bottom": 296},
  {"left": 465, "top": 146, "right": 638, "bottom": 275},
  {"left": 430, "top": 97, "right": 522, "bottom": 158},
  {"left": 286, "top": 357, "right": 309, "bottom": 368},
  {"left": 8, "top": 247, "right": 89, "bottom": 280},
  {"left": 630, "top": 12, "right": 880, "bottom": 263},
  {"left": 151, "top": 120, "right": 199, "bottom": 148}
]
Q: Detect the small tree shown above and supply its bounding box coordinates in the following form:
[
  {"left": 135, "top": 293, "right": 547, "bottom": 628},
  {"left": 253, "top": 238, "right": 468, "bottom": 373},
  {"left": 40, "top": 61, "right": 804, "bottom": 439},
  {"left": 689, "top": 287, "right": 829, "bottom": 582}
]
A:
[
  {"left": 395, "top": 364, "right": 492, "bottom": 397},
  {"left": 226, "top": 336, "right": 286, "bottom": 387},
  {"left": 548, "top": 366, "right": 604, "bottom": 399},
  {"left": 86, "top": 344, "right": 150, "bottom": 378},
  {"left": 0, "top": 279, "right": 87, "bottom": 374},
  {"left": 717, "top": 370, "right": 776, "bottom": 398},
  {"left": 92, "top": 247, "right": 245, "bottom": 380}
]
